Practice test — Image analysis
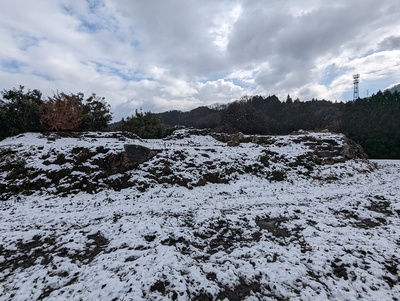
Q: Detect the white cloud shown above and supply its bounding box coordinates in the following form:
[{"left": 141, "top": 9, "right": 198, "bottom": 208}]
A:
[
  {"left": 196, "top": 79, "right": 246, "bottom": 103},
  {"left": 209, "top": 4, "right": 242, "bottom": 51}
]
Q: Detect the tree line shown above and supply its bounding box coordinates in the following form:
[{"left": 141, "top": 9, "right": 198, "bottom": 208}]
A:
[
  {"left": 158, "top": 91, "right": 400, "bottom": 159},
  {"left": 0, "top": 86, "right": 169, "bottom": 141},
  {"left": 0, "top": 86, "right": 113, "bottom": 140},
  {"left": 340, "top": 90, "right": 400, "bottom": 158},
  {"left": 1, "top": 85, "right": 399, "bottom": 158},
  {"left": 158, "top": 95, "right": 344, "bottom": 135}
]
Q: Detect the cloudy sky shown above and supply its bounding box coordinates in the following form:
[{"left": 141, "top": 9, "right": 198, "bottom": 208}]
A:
[{"left": 1, "top": 0, "right": 399, "bottom": 120}]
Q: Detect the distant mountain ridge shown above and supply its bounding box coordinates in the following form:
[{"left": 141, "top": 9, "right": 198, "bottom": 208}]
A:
[{"left": 386, "top": 82, "right": 400, "bottom": 93}]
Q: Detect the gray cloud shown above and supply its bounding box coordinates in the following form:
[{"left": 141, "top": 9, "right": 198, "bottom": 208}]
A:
[
  {"left": 379, "top": 35, "right": 400, "bottom": 50},
  {"left": 0, "top": 0, "right": 399, "bottom": 120},
  {"left": 228, "top": 0, "right": 392, "bottom": 93},
  {"left": 115, "top": 0, "right": 235, "bottom": 76}
]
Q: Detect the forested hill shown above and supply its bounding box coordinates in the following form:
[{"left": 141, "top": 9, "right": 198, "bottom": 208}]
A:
[
  {"left": 158, "top": 90, "right": 400, "bottom": 159},
  {"left": 159, "top": 95, "right": 343, "bottom": 135}
]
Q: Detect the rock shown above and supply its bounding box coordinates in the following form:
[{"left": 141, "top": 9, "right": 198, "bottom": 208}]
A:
[
  {"left": 291, "top": 129, "right": 309, "bottom": 135},
  {"left": 310, "top": 136, "right": 368, "bottom": 165},
  {"left": 341, "top": 137, "right": 368, "bottom": 160},
  {"left": 123, "top": 145, "right": 159, "bottom": 166},
  {"left": 227, "top": 132, "right": 245, "bottom": 146}
]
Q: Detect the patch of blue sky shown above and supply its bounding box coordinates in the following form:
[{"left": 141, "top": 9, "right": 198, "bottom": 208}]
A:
[
  {"left": 199, "top": 72, "right": 230, "bottom": 83},
  {"left": 230, "top": 77, "right": 257, "bottom": 90},
  {"left": 78, "top": 18, "right": 102, "bottom": 34},
  {"left": 61, "top": 2, "right": 104, "bottom": 34},
  {"left": 86, "top": 0, "right": 103, "bottom": 13},
  {"left": 130, "top": 39, "right": 140, "bottom": 49},
  {"left": 18, "top": 35, "right": 40, "bottom": 51},
  {"left": 124, "top": 70, "right": 153, "bottom": 82},
  {"left": 84, "top": 0, "right": 121, "bottom": 34},
  {"left": 1, "top": 59, "right": 26, "bottom": 73},
  {"left": 318, "top": 64, "right": 349, "bottom": 86},
  {"left": 31, "top": 70, "right": 55, "bottom": 82},
  {"left": 61, "top": 3, "right": 75, "bottom": 18},
  {"left": 363, "top": 77, "right": 395, "bottom": 95},
  {"left": 347, "top": 48, "right": 379, "bottom": 64},
  {"left": 341, "top": 76, "right": 392, "bottom": 101},
  {"left": 361, "top": 49, "right": 376, "bottom": 57},
  {"left": 91, "top": 61, "right": 151, "bottom": 82},
  {"left": 9, "top": 28, "right": 40, "bottom": 51},
  {"left": 341, "top": 90, "right": 354, "bottom": 102},
  {"left": 199, "top": 70, "right": 257, "bottom": 90}
]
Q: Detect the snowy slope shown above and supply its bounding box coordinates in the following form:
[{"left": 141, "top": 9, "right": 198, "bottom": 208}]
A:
[{"left": 0, "top": 129, "right": 399, "bottom": 300}]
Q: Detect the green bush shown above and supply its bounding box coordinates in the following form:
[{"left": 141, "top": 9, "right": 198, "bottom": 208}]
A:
[
  {"left": 117, "top": 110, "right": 167, "bottom": 139},
  {"left": 270, "top": 169, "right": 286, "bottom": 181}
]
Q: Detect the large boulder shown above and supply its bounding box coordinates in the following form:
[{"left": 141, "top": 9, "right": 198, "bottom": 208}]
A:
[
  {"left": 341, "top": 137, "right": 368, "bottom": 160},
  {"left": 123, "top": 145, "right": 159, "bottom": 167}
]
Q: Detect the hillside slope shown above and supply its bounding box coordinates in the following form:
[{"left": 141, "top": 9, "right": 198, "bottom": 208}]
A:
[
  {"left": 0, "top": 129, "right": 399, "bottom": 300},
  {"left": 387, "top": 82, "right": 400, "bottom": 93}
]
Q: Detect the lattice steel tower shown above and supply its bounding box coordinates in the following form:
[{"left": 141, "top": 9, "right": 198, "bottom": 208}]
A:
[{"left": 353, "top": 74, "right": 360, "bottom": 101}]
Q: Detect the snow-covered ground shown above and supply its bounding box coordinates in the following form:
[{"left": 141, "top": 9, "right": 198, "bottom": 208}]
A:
[{"left": 0, "top": 130, "right": 399, "bottom": 300}]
